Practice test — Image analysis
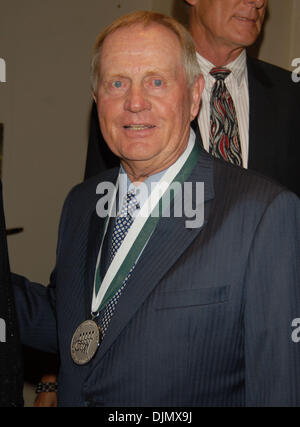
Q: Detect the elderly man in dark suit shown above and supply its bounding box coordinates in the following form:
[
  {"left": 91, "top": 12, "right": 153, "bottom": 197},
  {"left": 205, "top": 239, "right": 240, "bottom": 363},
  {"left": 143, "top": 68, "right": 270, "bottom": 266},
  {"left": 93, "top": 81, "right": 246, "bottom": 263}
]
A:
[
  {"left": 85, "top": 0, "right": 299, "bottom": 197},
  {"left": 13, "top": 11, "right": 300, "bottom": 407}
]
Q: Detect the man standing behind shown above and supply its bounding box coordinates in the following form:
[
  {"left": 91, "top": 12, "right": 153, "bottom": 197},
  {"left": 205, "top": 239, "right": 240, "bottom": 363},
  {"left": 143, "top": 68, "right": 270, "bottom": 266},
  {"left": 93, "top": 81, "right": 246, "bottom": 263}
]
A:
[{"left": 185, "top": 0, "right": 299, "bottom": 195}]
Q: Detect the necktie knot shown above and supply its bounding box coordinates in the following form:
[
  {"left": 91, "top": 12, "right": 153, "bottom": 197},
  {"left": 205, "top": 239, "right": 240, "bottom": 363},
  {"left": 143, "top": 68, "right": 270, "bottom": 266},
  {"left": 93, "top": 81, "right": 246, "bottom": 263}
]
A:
[
  {"left": 110, "top": 190, "right": 139, "bottom": 263},
  {"left": 119, "top": 190, "right": 139, "bottom": 219},
  {"left": 210, "top": 67, "right": 231, "bottom": 81}
]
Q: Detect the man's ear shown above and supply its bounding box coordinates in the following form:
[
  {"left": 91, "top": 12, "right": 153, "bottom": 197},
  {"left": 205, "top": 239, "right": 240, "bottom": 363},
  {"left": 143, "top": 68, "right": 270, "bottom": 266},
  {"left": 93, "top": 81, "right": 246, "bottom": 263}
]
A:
[
  {"left": 92, "top": 91, "right": 97, "bottom": 104},
  {"left": 190, "top": 73, "right": 204, "bottom": 120}
]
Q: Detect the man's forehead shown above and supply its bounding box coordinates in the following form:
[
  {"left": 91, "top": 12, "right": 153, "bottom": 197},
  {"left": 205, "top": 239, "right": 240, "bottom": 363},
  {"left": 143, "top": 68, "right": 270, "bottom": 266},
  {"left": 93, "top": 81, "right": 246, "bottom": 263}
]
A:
[
  {"left": 99, "top": 23, "right": 183, "bottom": 73},
  {"left": 101, "top": 22, "right": 180, "bottom": 53}
]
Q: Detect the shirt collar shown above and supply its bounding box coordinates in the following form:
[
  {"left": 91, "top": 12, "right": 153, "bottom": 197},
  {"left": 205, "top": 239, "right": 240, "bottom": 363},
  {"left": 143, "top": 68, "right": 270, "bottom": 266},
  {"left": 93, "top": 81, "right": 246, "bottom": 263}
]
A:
[{"left": 197, "top": 49, "right": 247, "bottom": 88}]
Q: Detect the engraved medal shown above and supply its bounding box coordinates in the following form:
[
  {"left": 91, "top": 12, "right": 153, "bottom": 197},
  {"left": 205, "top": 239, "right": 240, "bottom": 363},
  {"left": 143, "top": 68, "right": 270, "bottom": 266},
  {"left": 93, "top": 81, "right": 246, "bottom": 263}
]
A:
[{"left": 70, "top": 320, "right": 100, "bottom": 365}]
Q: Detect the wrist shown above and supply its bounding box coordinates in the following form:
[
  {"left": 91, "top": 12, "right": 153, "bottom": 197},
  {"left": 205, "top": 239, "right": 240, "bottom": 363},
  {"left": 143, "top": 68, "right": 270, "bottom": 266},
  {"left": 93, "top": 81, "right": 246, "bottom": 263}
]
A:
[{"left": 36, "top": 380, "right": 58, "bottom": 394}]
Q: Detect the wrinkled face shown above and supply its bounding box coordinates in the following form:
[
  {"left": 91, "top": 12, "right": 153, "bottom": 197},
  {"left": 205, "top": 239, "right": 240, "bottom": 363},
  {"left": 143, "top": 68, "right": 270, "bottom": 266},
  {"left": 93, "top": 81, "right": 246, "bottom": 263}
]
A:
[
  {"left": 187, "top": 0, "right": 267, "bottom": 48},
  {"left": 94, "top": 23, "right": 202, "bottom": 173}
]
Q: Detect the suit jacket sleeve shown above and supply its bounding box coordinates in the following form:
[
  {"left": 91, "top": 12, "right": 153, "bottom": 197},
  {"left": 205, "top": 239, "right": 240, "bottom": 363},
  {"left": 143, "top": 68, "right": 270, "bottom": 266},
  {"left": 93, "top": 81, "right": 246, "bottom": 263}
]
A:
[
  {"left": 12, "top": 185, "right": 76, "bottom": 354},
  {"left": 12, "top": 271, "right": 58, "bottom": 354},
  {"left": 244, "top": 191, "right": 300, "bottom": 406}
]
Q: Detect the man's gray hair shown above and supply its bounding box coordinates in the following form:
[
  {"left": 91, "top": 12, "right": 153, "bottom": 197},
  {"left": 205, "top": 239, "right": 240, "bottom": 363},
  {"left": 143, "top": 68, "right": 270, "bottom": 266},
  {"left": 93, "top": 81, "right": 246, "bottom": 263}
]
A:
[{"left": 91, "top": 10, "right": 201, "bottom": 93}]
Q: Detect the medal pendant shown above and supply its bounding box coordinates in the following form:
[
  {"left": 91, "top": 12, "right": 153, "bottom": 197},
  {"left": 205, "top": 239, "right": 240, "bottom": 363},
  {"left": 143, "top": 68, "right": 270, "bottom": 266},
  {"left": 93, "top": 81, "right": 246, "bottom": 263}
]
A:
[{"left": 71, "top": 320, "right": 100, "bottom": 365}]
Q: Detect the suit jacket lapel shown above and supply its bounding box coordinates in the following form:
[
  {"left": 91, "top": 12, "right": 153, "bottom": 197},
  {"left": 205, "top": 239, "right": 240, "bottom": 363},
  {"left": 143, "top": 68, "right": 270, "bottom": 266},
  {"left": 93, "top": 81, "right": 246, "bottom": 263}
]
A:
[
  {"left": 84, "top": 210, "right": 106, "bottom": 318},
  {"left": 247, "top": 56, "right": 275, "bottom": 170},
  {"left": 97, "top": 147, "right": 215, "bottom": 361},
  {"left": 84, "top": 168, "right": 119, "bottom": 319}
]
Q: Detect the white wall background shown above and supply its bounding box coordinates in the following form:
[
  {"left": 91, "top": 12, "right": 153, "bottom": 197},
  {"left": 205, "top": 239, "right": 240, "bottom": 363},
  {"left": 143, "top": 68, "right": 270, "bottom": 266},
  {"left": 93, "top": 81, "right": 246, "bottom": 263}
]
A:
[
  {"left": 290, "top": 0, "right": 300, "bottom": 67},
  {"left": 257, "top": 0, "right": 299, "bottom": 70}
]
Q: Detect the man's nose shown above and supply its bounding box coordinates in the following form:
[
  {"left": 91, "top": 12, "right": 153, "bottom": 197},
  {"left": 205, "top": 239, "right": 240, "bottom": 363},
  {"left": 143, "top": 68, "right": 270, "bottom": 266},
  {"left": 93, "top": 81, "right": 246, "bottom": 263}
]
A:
[{"left": 124, "top": 85, "right": 151, "bottom": 113}]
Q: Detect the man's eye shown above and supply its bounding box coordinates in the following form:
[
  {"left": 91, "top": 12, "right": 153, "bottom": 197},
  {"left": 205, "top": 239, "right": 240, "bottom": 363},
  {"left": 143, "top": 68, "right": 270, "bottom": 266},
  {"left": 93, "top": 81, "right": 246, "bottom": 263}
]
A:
[
  {"left": 153, "top": 79, "right": 163, "bottom": 87},
  {"left": 112, "top": 81, "right": 123, "bottom": 88}
]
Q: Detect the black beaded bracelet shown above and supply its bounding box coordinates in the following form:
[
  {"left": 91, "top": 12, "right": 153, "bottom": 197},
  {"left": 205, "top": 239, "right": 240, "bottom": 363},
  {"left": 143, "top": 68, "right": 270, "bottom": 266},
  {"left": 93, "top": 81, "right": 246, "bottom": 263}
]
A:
[{"left": 36, "top": 382, "right": 58, "bottom": 393}]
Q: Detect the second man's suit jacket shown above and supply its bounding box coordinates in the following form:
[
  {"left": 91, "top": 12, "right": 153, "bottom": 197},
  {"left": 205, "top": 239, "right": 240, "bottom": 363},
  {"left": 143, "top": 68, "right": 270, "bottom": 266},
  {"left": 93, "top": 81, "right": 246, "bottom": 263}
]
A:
[
  {"left": 13, "top": 142, "right": 300, "bottom": 406},
  {"left": 85, "top": 56, "right": 300, "bottom": 196}
]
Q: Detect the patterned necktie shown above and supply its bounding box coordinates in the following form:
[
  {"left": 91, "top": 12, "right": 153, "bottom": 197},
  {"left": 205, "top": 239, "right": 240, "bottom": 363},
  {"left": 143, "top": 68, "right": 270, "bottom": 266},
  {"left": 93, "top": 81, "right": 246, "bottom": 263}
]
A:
[
  {"left": 209, "top": 67, "right": 243, "bottom": 167},
  {"left": 99, "top": 190, "right": 139, "bottom": 339}
]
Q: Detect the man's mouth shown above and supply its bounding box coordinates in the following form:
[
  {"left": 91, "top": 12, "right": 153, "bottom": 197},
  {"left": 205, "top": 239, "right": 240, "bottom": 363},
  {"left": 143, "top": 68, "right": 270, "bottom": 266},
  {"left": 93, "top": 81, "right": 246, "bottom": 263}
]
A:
[
  {"left": 124, "top": 124, "right": 156, "bottom": 130},
  {"left": 234, "top": 16, "right": 257, "bottom": 23}
]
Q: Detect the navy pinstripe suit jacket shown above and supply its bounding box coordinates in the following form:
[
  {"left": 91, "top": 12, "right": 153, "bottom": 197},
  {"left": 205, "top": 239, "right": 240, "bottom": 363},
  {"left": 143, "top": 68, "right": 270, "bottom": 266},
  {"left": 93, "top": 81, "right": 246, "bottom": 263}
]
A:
[{"left": 13, "top": 144, "right": 300, "bottom": 406}]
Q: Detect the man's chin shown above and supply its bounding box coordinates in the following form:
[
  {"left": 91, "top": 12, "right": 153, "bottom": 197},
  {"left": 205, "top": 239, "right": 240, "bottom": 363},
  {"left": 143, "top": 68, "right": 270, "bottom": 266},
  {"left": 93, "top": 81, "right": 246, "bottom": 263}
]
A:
[
  {"left": 118, "top": 142, "right": 158, "bottom": 162},
  {"left": 121, "top": 154, "right": 156, "bottom": 164},
  {"left": 233, "top": 30, "right": 260, "bottom": 48}
]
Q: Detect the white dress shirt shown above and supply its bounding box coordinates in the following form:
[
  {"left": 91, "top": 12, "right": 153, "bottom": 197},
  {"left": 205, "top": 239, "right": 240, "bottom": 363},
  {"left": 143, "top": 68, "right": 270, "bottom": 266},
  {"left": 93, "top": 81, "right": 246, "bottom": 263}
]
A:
[{"left": 197, "top": 50, "right": 250, "bottom": 168}]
